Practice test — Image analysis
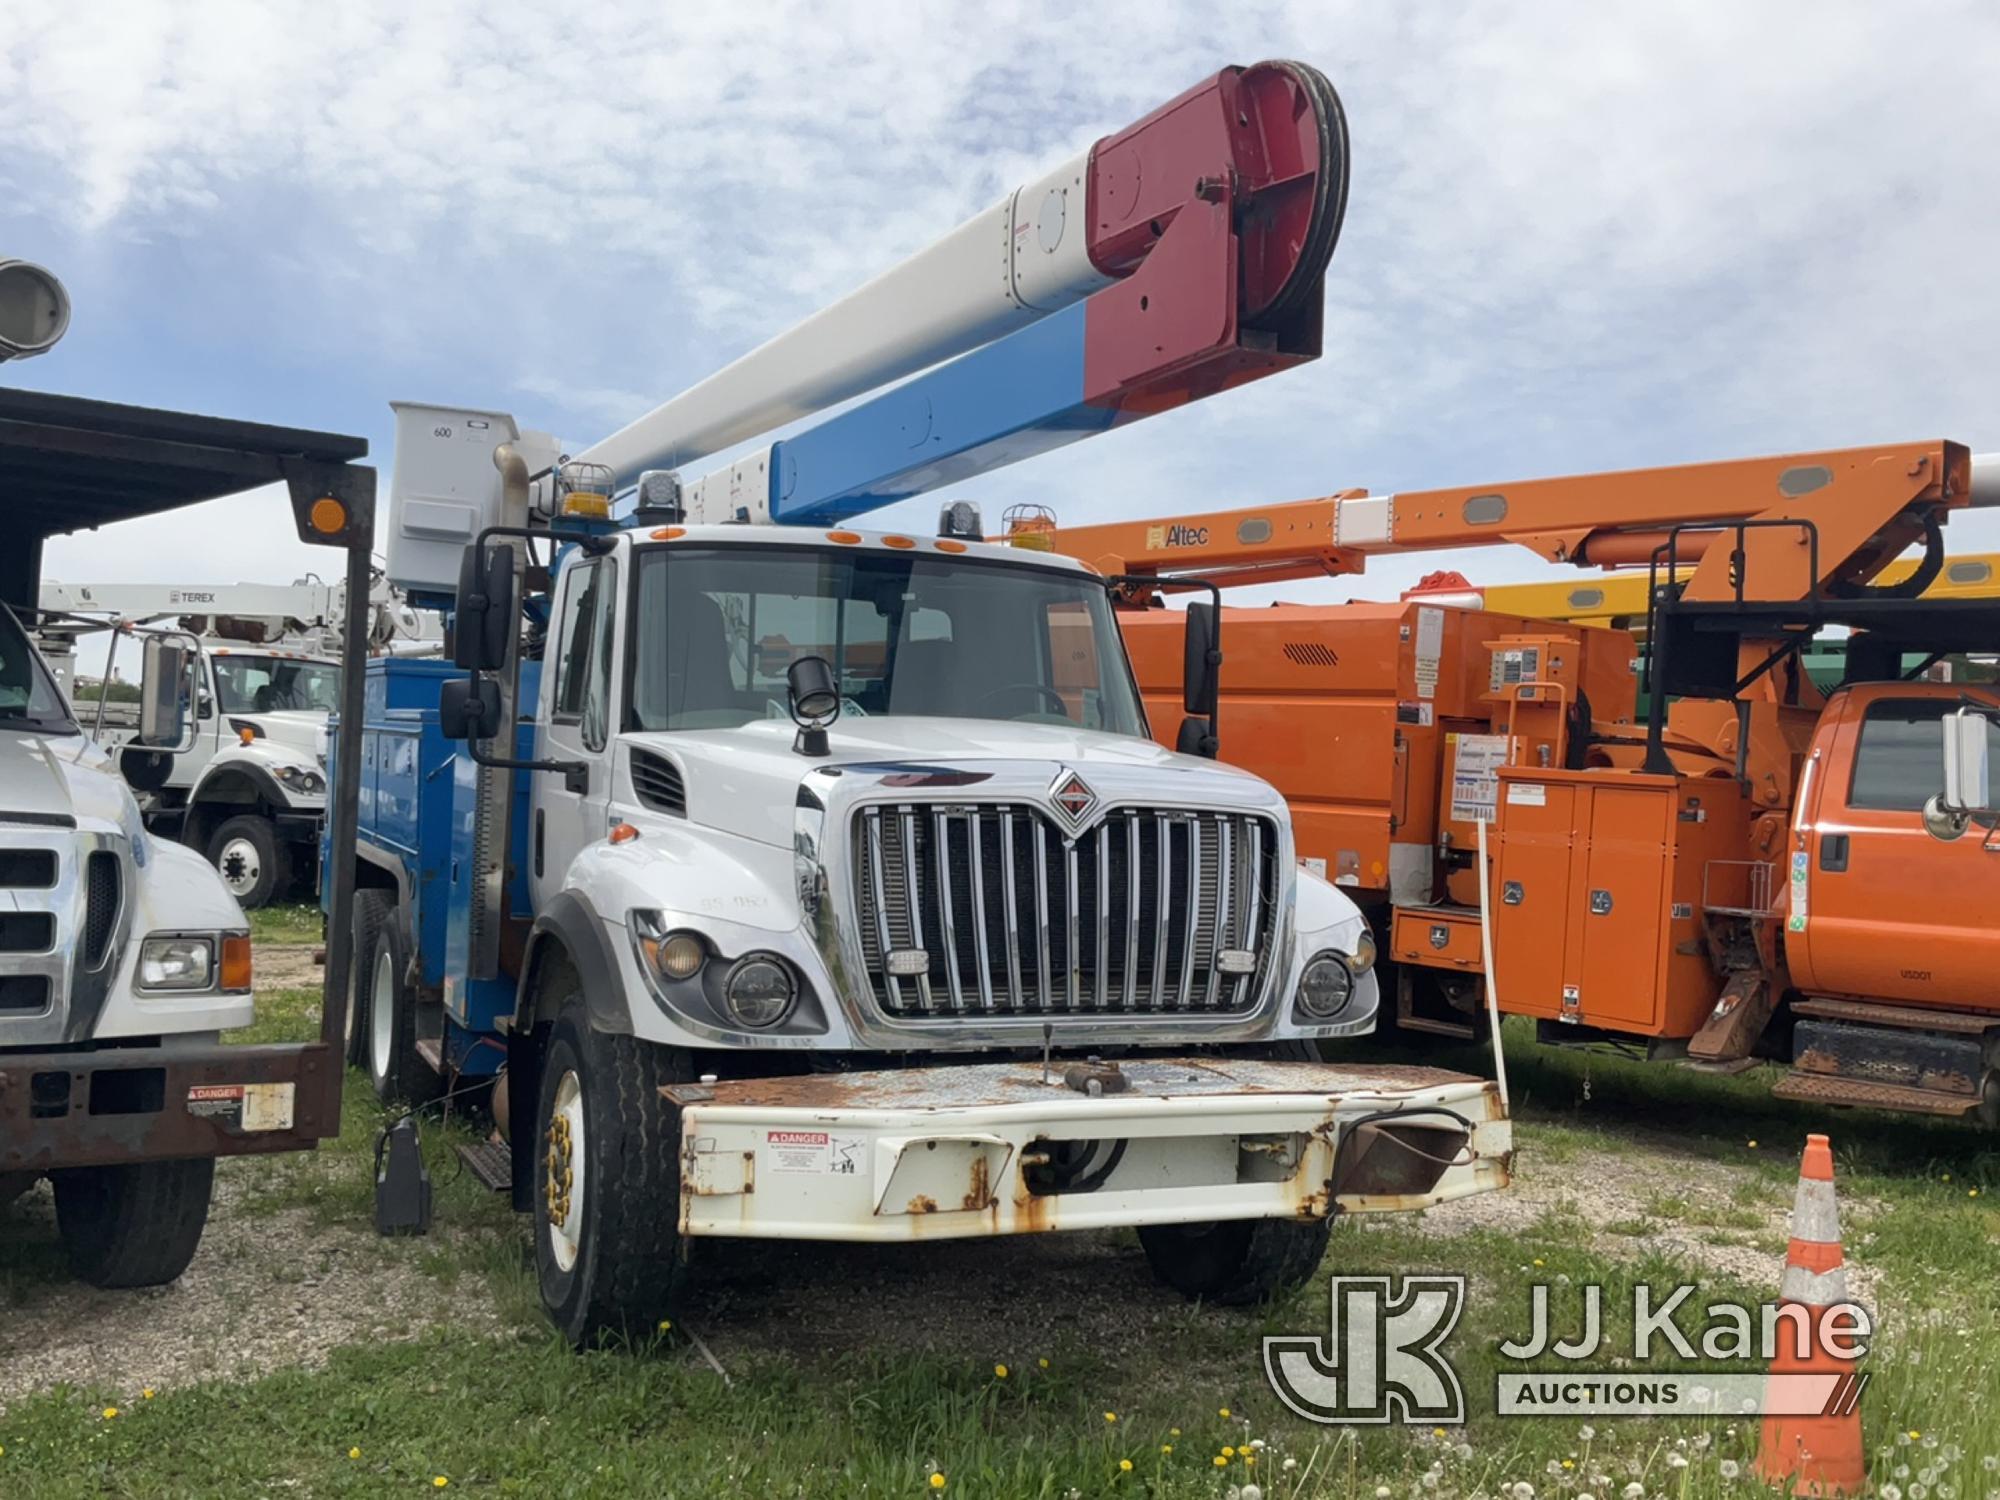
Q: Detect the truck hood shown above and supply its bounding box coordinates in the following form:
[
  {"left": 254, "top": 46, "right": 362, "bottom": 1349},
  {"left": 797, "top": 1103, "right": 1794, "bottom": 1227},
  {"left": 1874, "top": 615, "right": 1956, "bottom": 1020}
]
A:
[
  {"left": 234, "top": 710, "right": 324, "bottom": 759},
  {"left": 625, "top": 716, "right": 1279, "bottom": 850},
  {"left": 0, "top": 729, "right": 138, "bottom": 835}
]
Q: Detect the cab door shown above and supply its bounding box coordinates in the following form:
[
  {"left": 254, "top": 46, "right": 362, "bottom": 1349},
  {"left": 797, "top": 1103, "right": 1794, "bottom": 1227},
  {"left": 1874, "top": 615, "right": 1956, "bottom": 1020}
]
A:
[
  {"left": 1791, "top": 687, "right": 2000, "bottom": 1009},
  {"left": 530, "top": 555, "right": 618, "bottom": 912}
]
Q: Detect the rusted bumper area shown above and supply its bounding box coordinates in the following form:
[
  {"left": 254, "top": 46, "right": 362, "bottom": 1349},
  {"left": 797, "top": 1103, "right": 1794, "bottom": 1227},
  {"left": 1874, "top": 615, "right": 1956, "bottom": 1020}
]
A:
[
  {"left": 0, "top": 1042, "right": 337, "bottom": 1173},
  {"left": 666, "top": 1056, "right": 1511, "bottom": 1243}
]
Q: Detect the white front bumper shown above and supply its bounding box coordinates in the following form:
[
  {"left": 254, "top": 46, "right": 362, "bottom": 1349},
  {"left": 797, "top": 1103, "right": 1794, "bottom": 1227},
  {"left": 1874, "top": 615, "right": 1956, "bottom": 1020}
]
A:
[{"left": 669, "top": 1056, "right": 1511, "bottom": 1242}]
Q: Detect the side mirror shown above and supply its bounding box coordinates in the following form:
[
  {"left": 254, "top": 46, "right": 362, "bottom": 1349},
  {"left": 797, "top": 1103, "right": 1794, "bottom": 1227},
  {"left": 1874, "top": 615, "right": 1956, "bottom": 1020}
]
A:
[
  {"left": 1941, "top": 707, "right": 1990, "bottom": 814},
  {"left": 1183, "top": 601, "right": 1220, "bottom": 717},
  {"left": 136, "top": 637, "right": 193, "bottom": 750},
  {"left": 439, "top": 676, "right": 503, "bottom": 741},
  {"left": 452, "top": 543, "right": 517, "bottom": 672}
]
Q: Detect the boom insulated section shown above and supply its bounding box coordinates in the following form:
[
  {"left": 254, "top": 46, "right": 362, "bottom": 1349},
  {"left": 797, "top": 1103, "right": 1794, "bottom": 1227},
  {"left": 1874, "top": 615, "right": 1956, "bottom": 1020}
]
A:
[{"left": 574, "top": 61, "right": 1348, "bottom": 525}]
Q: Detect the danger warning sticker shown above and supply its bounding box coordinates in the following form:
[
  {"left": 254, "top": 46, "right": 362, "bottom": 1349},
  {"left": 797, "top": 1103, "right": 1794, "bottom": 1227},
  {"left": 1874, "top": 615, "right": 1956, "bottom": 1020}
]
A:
[{"left": 186, "top": 1082, "right": 295, "bottom": 1132}]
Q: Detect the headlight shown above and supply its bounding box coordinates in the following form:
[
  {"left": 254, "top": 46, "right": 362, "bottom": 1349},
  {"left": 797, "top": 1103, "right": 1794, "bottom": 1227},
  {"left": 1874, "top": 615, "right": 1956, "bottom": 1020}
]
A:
[
  {"left": 274, "top": 765, "right": 326, "bottom": 796},
  {"left": 139, "top": 936, "right": 215, "bottom": 990},
  {"left": 1350, "top": 927, "right": 1377, "bottom": 975},
  {"left": 722, "top": 953, "right": 796, "bottom": 1029},
  {"left": 634, "top": 913, "right": 706, "bottom": 980},
  {"left": 1297, "top": 951, "right": 1354, "bottom": 1019}
]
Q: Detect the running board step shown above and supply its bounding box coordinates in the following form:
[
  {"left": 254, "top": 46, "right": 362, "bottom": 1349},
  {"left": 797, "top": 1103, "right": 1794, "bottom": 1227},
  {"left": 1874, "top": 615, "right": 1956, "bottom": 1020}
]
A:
[
  {"left": 455, "top": 1139, "right": 513, "bottom": 1193},
  {"left": 1770, "top": 1071, "right": 1982, "bottom": 1116}
]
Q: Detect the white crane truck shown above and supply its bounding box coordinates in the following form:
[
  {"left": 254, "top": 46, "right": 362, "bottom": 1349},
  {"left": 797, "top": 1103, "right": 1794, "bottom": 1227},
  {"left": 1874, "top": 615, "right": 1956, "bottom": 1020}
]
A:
[
  {"left": 0, "top": 258, "right": 375, "bottom": 1287},
  {"left": 337, "top": 61, "right": 1513, "bottom": 1346},
  {"left": 34, "top": 576, "right": 435, "bottom": 906}
]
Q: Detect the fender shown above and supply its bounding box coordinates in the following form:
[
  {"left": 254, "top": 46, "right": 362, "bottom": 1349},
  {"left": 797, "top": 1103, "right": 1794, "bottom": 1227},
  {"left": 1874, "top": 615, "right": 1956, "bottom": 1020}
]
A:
[
  {"left": 516, "top": 887, "right": 634, "bottom": 1037},
  {"left": 189, "top": 758, "right": 293, "bottom": 813},
  {"left": 353, "top": 839, "right": 413, "bottom": 912}
]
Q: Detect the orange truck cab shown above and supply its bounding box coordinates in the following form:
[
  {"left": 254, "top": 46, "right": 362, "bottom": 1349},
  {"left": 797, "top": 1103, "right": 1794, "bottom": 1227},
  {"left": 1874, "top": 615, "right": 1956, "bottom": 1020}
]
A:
[{"left": 1777, "top": 684, "right": 2000, "bottom": 1114}]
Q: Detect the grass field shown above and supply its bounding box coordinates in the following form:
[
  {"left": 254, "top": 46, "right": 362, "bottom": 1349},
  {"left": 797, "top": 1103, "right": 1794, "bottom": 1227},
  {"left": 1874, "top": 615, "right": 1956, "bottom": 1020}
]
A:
[{"left": 1, "top": 907, "right": 1996, "bottom": 1497}]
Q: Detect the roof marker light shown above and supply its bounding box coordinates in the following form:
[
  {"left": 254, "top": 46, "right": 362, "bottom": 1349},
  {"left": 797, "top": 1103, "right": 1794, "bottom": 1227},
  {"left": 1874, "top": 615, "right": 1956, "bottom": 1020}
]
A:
[
  {"left": 883, "top": 535, "right": 916, "bottom": 549},
  {"left": 827, "top": 530, "right": 862, "bottom": 545}
]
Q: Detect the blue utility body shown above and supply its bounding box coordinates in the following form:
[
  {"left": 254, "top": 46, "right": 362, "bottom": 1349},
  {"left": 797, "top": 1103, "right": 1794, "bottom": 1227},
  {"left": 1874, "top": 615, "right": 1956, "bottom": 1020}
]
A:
[{"left": 322, "top": 657, "right": 541, "bottom": 1077}]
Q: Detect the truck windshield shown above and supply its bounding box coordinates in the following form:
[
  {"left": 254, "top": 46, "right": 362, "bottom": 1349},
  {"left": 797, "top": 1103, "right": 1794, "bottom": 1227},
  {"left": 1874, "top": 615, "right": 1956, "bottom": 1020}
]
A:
[
  {"left": 628, "top": 545, "right": 1146, "bottom": 735},
  {"left": 0, "top": 605, "right": 76, "bottom": 731},
  {"left": 211, "top": 655, "right": 341, "bottom": 714}
]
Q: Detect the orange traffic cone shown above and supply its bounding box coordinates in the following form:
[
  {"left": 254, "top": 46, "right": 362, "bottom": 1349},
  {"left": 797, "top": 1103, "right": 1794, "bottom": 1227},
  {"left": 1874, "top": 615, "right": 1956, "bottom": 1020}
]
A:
[{"left": 1755, "top": 1134, "right": 1866, "bottom": 1497}]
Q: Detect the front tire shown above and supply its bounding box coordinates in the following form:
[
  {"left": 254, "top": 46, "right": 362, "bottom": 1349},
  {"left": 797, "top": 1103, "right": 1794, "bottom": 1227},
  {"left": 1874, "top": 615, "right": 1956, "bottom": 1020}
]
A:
[
  {"left": 53, "top": 1157, "right": 216, "bottom": 1289},
  {"left": 357, "top": 895, "right": 440, "bottom": 1107},
  {"left": 206, "top": 814, "right": 291, "bottom": 910},
  {"left": 1137, "top": 1215, "right": 1333, "bottom": 1306},
  {"left": 534, "top": 1000, "right": 693, "bottom": 1348}
]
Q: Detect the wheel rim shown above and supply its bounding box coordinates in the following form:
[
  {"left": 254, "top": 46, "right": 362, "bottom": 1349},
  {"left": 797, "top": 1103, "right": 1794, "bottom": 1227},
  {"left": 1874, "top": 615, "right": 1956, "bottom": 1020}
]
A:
[
  {"left": 545, "top": 1070, "right": 586, "bottom": 1273},
  {"left": 216, "top": 837, "right": 261, "bottom": 897},
  {"left": 369, "top": 945, "right": 396, "bottom": 1083}
]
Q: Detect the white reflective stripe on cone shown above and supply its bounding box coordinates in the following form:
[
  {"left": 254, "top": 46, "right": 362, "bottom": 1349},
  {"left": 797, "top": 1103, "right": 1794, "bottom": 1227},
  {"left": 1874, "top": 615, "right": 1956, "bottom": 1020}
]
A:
[
  {"left": 1779, "top": 1263, "right": 1851, "bottom": 1305},
  {"left": 1790, "top": 1177, "right": 1841, "bottom": 1243}
]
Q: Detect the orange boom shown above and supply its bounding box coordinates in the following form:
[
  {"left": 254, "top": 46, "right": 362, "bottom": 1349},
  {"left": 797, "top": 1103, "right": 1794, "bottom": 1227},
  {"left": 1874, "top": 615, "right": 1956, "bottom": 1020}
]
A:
[{"left": 1025, "top": 441, "right": 2000, "bottom": 1123}]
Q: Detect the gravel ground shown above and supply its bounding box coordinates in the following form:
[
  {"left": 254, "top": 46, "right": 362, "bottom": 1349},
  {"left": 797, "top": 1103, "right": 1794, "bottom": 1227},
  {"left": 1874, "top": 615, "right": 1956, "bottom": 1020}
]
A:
[{"left": 0, "top": 1164, "right": 509, "bottom": 1413}]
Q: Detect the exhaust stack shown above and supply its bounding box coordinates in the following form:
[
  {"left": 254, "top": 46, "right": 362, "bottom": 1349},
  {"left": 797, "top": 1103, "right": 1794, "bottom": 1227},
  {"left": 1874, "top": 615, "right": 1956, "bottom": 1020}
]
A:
[{"left": 0, "top": 260, "right": 71, "bottom": 362}]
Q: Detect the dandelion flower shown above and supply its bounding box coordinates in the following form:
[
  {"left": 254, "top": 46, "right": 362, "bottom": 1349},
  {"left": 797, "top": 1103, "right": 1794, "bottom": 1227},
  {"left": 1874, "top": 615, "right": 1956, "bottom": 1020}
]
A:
[
  {"left": 931, "top": 1474, "right": 947, "bottom": 1490},
  {"left": 1533, "top": 1258, "right": 1545, "bottom": 1268},
  {"left": 1580, "top": 1425, "right": 1596, "bottom": 1441},
  {"left": 1220, "top": 1407, "right": 1232, "bottom": 1418},
  {"left": 1163, "top": 1445, "right": 1174, "bottom": 1455},
  {"left": 1564, "top": 1460, "right": 1577, "bottom": 1470},
  {"left": 1038, "top": 1358, "right": 1050, "bottom": 1369},
  {"left": 1971, "top": 1189, "right": 1980, "bottom": 1198},
  {"left": 142, "top": 1388, "right": 155, "bottom": 1400},
  {"left": 1623, "top": 1484, "right": 1645, "bottom": 1499},
  {"left": 994, "top": 1364, "right": 1009, "bottom": 1380},
  {"left": 1246, "top": 1455, "right": 1257, "bottom": 1467},
  {"left": 349, "top": 1447, "right": 361, "bottom": 1460},
  {"left": 1214, "top": 1456, "right": 1229, "bottom": 1468},
  {"left": 1170, "top": 1428, "right": 1181, "bottom": 1437},
  {"left": 1120, "top": 1459, "right": 1134, "bottom": 1472},
  {"left": 1982, "top": 1458, "right": 1999, "bottom": 1473},
  {"left": 433, "top": 1480, "right": 449, "bottom": 1490},
  {"left": 1748, "top": 1140, "right": 1758, "bottom": 1148},
  {"left": 1243, "top": 1488, "right": 1264, "bottom": 1500},
  {"left": 1881, "top": 1487, "right": 1903, "bottom": 1500},
  {"left": 1720, "top": 1460, "right": 1741, "bottom": 1481},
  {"left": 657, "top": 1319, "right": 671, "bottom": 1333},
  {"left": 1513, "top": 1483, "right": 1536, "bottom": 1500},
  {"left": 1942, "top": 1174, "right": 1951, "bottom": 1183},
  {"left": 1223, "top": 1446, "right": 1237, "bottom": 1457},
  {"left": 1284, "top": 1458, "right": 1299, "bottom": 1472},
  {"left": 1104, "top": 1411, "right": 1118, "bottom": 1424},
  {"left": 102, "top": 1407, "right": 118, "bottom": 1420},
  {"left": 1378, "top": 1488, "right": 1394, "bottom": 1499}
]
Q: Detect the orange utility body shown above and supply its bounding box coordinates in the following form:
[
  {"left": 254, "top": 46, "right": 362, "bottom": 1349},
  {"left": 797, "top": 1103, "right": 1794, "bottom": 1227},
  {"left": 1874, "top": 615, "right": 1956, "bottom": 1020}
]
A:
[{"left": 1027, "top": 439, "right": 2000, "bottom": 1122}]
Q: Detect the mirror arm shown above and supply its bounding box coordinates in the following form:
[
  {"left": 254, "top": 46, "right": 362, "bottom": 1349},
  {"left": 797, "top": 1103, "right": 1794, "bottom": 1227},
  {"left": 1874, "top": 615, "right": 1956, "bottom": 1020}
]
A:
[{"left": 459, "top": 666, "right": 590, "bottom": 794}]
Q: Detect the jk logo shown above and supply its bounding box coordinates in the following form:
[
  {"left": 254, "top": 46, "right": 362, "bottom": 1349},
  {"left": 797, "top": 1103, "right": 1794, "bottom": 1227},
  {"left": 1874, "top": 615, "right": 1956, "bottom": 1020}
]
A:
[{"left": 1263, "top": 1275, "right": 1467, "bottom": 1425}]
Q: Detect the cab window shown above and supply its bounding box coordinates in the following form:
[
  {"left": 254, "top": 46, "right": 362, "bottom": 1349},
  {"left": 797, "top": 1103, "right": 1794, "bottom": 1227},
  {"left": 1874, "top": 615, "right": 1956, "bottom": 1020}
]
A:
[
  {"left": 551, "top": 559, "right": 617, "bottom": 750},
  {"left": 1847, "top": 697, "right": 2000, "bottom": 811}
]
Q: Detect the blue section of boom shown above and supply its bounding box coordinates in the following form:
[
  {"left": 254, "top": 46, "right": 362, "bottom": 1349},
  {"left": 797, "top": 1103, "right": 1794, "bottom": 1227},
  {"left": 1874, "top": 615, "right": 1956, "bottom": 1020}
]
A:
[{"left": 764, "top": 304, "right": 1122, "bottom": 525}]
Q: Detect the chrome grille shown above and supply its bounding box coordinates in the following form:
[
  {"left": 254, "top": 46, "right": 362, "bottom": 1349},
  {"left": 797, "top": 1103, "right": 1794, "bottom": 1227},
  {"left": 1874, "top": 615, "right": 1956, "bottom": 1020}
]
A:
[{"left": 853, "top": 804, "right": 1277, "bottom": 1018}]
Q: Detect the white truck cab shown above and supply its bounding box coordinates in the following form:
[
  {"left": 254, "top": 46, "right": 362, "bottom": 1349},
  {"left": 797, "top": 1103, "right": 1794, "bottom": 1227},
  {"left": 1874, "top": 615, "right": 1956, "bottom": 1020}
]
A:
[{"left": 0, "top": 598, "right": 257, "bottom": 1284}]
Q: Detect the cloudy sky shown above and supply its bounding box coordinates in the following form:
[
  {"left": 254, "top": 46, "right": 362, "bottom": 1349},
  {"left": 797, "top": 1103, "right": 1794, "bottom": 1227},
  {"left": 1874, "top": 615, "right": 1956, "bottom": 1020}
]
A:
[{"left": 6, "top": 0, "right": 1999, "bottom": 607}]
